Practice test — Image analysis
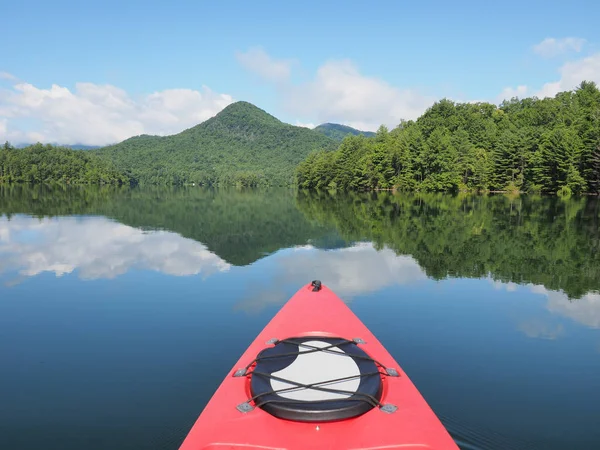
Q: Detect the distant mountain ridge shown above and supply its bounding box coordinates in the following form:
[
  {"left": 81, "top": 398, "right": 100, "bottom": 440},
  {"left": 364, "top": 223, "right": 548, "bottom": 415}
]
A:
[
  {"left": 314, "top": 123, "right": 375, "bottom": 141},
  {"left": 95, "top": 101, "right": 338, "bottom": 186},
  {"left": 66, "top": 144, "right": 102, "bottom": 150},
  {"left": 14, "top": 143, "right": 101, "bottom": 150}
]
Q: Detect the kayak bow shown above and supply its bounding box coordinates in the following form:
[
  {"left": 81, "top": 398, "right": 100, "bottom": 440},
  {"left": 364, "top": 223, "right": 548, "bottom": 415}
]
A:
[{"left": 180, "top": 280, "right": 459, "bottom": 450}]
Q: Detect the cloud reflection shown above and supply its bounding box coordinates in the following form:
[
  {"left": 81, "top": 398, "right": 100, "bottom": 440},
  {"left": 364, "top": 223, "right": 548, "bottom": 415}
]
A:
[
  {"left": 517, "top": 319, "right": 565, "bottom": 340},
  {"left": 545, "top": 290, "right": 600, "bottom": 329},
  {"left": 0, "top": 215, "right": 230, "bottom": 282},
  {"left": 235, "top": 243, "right": 428, "bottom": 312},
  {"left": 237, "top": 244, "right": 600, "bottom": 332},
  {"left": 284, "top": 243, "right": 428, "bottom": 296},
  {"left": 492, "top": 279, "right": 600, "bottom": 332}
]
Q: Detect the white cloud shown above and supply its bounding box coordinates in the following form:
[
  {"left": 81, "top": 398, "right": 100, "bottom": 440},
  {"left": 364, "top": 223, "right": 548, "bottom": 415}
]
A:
[
  {"left": 237, "top": 49, "right": 434, "bottom": 131},
  {"left": 0, "top": 80, "right": 234, "bottom": 145},
  {"left": 496, "top": 85, "right": 528, "bottom": 103},
  {"left": 235, "top": 47, "right": 294, "bottom": 83},
  {"left": 496, "top": 52, "right": 600, "bottom": 102},
  {"left": 0, "top": 72, "right": 17, "bottom": 81},
  {"left": 284, "top": 60, "right": 434, "bottom": 131},
  {"left": 533, "top": 37, "right": 586, "bottom": 58},
  {"left": 0, "top": 215, "right": 230, "bottom": 282},
  {"left": 294, "top": 120, "right": 315, "bottom": 129},
  {"left": 536, "top": 53, "right": 600, "bottom": 98}
]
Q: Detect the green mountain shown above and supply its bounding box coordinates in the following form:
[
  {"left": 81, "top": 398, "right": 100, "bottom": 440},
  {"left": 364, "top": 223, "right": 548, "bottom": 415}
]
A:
[
  {"left": 95, "top": 101, "right": 338, "bottom": 186},
  {"left": 314, "top": 123, "right": 376, "bottom": 141}
]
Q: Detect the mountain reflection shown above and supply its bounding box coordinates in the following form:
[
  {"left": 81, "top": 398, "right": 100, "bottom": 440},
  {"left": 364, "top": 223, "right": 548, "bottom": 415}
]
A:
[
  {"left": 0, "top": 185, "right": 336, "bottom": 265},
  {"left": 1, "top": 185, "right": 599, "bottom": 331}
]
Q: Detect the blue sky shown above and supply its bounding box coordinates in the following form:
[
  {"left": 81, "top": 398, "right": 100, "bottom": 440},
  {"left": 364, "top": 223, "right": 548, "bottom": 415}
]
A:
[{"left": 1, "top": 0, "right": 599, "bottom": 145}]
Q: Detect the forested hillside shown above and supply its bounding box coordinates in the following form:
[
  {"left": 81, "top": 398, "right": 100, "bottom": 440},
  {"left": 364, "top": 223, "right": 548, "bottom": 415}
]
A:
[
  {"left": 96, "top": 101, "right": 337, "bottom": 186},
  {"left": 297, "top": 81, "right": 600, "bottom": 195},
  {"left": 314, "top": 123, "right": 375, "bottom": 141},
  {"left": 0, "top": 142, "right": 129, "bottom": 185}
]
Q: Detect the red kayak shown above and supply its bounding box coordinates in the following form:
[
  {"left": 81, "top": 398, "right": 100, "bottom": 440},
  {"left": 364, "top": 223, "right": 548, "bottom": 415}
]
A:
[{"left": 180, "top": 280, "right": 459, "bottom": 450}]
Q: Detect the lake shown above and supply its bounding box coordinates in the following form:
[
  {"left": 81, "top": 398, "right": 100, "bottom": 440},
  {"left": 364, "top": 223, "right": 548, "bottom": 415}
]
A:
[{"left": 1, "top": 185, "right": 599, "bottom": 450}]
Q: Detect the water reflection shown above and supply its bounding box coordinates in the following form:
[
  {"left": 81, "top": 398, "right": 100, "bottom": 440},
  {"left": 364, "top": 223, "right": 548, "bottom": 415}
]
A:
[
  {"left": 235, "top": 243, "right": 428, "bottom": 312},
  {"left": 0, "top": 215, "right": 230, "bottom": 283},
  {"left": 1, "top": 187, "right": 600, "bottom": 449},
  {"left": 297, "top": 190, "right": 600, "bottom": 300},
  {"left": 2, "top": 212, "right": 599, "bottom": 335},
  {"left": 492, "top": 279, "right": 600, "bottom": 330},
  {"left": 0, "top": 185, "right": 335, "bottom": 266},
  {"left": 3, "top": 186, "right": 599, "bottom": 299},
  {"left": 544, "top": 289, "right": 600, "bottom": 329},
  {"left": 229, "top": 241, "right": 600, "bottom": 337}
]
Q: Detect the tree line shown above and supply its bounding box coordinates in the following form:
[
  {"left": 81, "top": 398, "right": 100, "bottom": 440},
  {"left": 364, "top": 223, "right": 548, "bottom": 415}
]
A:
[
  {"left": 0, "top": 142, "right": 130, "bottom": 185},
  {"left": 296, "top": 81, "right": 600, "bottom": 195}
]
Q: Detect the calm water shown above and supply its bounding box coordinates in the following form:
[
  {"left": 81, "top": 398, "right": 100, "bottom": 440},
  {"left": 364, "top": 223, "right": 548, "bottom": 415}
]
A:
[{"left": 1, "top": 185, "right": 599, "bottom": 450}]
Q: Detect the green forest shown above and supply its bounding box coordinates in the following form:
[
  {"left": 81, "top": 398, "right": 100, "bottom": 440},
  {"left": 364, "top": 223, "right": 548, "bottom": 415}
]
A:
[
  {"left": 297, "top": 81, "right": 600, "bottom": 195},
  {"left": 0, "top": 142, "right": 129, "bottom": 185}
]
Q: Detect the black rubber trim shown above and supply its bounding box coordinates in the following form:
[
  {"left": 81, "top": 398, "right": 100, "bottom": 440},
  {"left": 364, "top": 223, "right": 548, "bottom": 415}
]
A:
[{"left": 249, "top": 337, "right": 383, "bottom": 422}]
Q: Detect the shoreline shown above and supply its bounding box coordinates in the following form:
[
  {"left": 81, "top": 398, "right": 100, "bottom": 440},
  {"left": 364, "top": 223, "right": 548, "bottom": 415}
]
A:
[{"left": 2, "top": 182, "right": 599, "bottom": 197}]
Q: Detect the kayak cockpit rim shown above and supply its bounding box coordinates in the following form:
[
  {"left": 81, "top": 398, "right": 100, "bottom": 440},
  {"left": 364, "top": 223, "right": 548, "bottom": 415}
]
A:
[{"left": 231, "top": 334, "right": 401, "bottom": 422}]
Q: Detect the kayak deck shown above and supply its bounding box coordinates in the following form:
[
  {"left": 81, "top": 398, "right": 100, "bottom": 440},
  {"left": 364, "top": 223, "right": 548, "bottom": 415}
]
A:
[{"left": 180, "top": 281, "right": 459, "bottom": 450}]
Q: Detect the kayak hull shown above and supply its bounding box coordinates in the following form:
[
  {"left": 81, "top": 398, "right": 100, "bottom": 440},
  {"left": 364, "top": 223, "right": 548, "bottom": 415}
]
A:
[{"left": 180, "top": 282, "right": 459, "bottom": 450}]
